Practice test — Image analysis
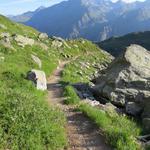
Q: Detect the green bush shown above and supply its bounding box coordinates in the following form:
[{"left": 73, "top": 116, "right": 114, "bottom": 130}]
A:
[
  {"left": 64, "top": 85, "right": 80, "bottom": 105},
  {"left": 79, "top": 104, "right": 141, "bottom": 150}
]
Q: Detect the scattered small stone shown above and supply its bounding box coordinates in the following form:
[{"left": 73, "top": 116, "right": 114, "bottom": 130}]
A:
[
  {"left": 38, "top": 33, "right": 48, "bottom": 39},
  {"left": 51, "top": 40, "right": 63, "bottom": 48},
  {"left": 31, "top": 54, "right": 42, "bottom": 69}
]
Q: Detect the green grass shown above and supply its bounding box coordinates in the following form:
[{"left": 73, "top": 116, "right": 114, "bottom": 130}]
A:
[
  {"left": 79, "top": 104, "right": 142, "bottom": 150},
  {"left": 64, "top": 85, "right": 80, "bottom": 105},
  {"left": 0, "top": 15, "right": 38, "bottom": 38},
  {"left": 0, "top": 85, "right": 67, "bottom": 150},
  {"left": 61, "top": 44, "right": 111, "bottom": 84}
]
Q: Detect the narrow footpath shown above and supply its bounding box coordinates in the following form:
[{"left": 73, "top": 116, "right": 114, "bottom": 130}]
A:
[{"left": 47, "top": 61, "right": 111, "bottom": 150}]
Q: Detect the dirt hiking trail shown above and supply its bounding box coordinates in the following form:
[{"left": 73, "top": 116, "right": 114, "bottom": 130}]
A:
[{"left": 47, "top": 61, "right": 112, "bottom": 150}]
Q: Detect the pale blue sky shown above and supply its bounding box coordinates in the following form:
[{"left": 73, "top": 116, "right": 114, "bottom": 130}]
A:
[
  {"left": 0, "top": 0, "right": 66, "bottom": 15},
  {"left": 0, "top": 0, "right": 145, "bottom": 16}
]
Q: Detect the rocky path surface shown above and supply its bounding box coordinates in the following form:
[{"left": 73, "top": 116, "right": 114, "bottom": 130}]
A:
[{"left": 47, "top": 61, "right": 111, "bottom": 150}]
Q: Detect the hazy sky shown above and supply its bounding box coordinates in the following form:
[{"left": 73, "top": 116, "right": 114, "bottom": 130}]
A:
[{"left": 0, "top": 0, "right": 146, "bottom": 16}]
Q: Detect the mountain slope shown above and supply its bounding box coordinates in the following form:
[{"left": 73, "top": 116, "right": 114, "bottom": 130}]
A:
[
  {"left": 98, "top": 31, "right": 150, "bottom": 56},
  {"left": 10, "top": 0, "right": 150, "bottom": 41},
  {"left": 25, "top": 0, "right": 116, "bottom": 41},
  {"left": 0, "top": 14, "right": 112, "bottom": 149}
]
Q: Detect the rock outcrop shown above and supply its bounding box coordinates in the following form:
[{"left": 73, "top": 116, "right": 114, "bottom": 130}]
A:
[
  {"left": 13, "top": 34, "right": 34, "bottom": 47},
  {"left": 51, "top": 36, "right": 71, "bottom": 49},
  {"left": 0, "top": 33, "right": 14, "bottom": 50},
  {"left": 27, "top": 69, "right": 47, "bottom": 91},
  {"left": 93, "top": 45, "right": 150, "bottom": 131},
  {"left": 38, "top": 33, "right": 48, "bottom": 40}
]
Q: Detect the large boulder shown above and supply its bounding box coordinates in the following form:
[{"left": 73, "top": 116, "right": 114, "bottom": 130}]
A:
[
  {"left": 93, "top": 45, "right": 150, "bottom": 125},
  {"left": 27, "top": 69, "right": 47, "bottom": 91}
]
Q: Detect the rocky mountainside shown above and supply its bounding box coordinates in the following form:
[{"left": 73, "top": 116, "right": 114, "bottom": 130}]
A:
[
  {"left": 10, "top": 0, "right": 150, "bottom": 41},
  {"left": 98, "top": 31, "right": 150, "bottom": 56}
]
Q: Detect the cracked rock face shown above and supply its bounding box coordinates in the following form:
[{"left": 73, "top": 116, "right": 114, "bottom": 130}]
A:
[{"left": 93, "top": 45, "right": 150, "bottom": 126}]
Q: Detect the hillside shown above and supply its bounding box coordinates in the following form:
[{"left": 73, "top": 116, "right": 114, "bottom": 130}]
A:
[
  {"left": 10, "top": 0, "right": 150, "bottom": 41},
  {"left": 98, "top": 31, "right": 150, "bottom": 56},
  {"left": 0, "top": 15, "right": 112, "bottom": 149}
]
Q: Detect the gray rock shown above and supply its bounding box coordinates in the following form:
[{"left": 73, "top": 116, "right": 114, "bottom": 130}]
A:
[
  {"left": 84, "top": 99, "right": 100, "bottom": 107},
  {"left": 126, "top": 102, "right": 143, "bottom": 116},
  {"left": 31, "top": 54, "right": 42, "bottom": 69},
  {"left": 94, "top": 45, "right": 150, "bottom": 109},
  {"left": 0, "top": 37, "right": 14, "bottom": 50},
  {"left": 51, "top": 36, "right": 71, "bottom": 49},
  {"left": 51, "top": 40, "right": 63, "bottom": 48},
  {"left": 143, "top": 118, "right": 150, "bottom": 133},
  {"left": 27, "top": 69, "right": 47, "bottom": 91},
  {"left": 51, "top": 36, "right": 65, "bottom": 42},
  {"left": 38, "top": 33, "right": 48, "bottom": 39},
  {"left": 13, "top": 34, "right": 34, "bottom": 47},
  {"left": 0, "top": 32, "right": 10, "bottom": 38}
]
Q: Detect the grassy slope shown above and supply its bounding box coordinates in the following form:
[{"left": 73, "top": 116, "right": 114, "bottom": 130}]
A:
[
  {"left": 0, "top": 15, "right": 112, "bottom": 149},
  {"left": 61, "top": 39, "right": 111, "bottom": 84},
  {"left": 0, "top": 15, "right": 67, "bottom": 149},
  {"left": 98, "top": 31, "right": 150, "bottom": 56}
]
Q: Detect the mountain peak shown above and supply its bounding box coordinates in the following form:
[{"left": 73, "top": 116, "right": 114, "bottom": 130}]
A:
[{"left": 35, "top": 6, "right": 46, "bottom": 12}]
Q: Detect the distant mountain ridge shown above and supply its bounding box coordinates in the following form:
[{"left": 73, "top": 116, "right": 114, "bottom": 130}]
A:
[
  {"left": 10, "top": 6, "right": 45, "bottom": 23},
  {"left": 98, "top": 31, "right": 150, "bottom": 56},
  {"left": 9, "top": 0, "right": 150, "bottom": 41}
]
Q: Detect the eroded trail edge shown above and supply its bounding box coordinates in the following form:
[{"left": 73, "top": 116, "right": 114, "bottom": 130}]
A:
[{"left": 47, "top": 61, "right": 111, "bottom": 150}]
